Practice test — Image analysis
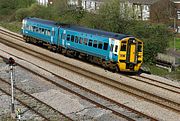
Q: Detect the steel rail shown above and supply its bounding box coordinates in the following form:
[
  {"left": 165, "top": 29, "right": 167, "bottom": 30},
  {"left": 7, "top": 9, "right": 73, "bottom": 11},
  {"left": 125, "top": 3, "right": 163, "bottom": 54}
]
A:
[
  {"left": 1, "top": 28, "right": 180, "bottom": 93},
  {"left": 0, "top": 36, "right": 157, "bottom": 120},
  {"left": 0, "top": 31, "right": 180, "bottom": 114},
  {"left": 0, "top": 28, "right": 179, "bottom": 114},
  {"left": 0, "top": 78, "right": 72, "bottom": 121},
  {"left": 0, "top": 52, "right": 155, "bottom": 121}
]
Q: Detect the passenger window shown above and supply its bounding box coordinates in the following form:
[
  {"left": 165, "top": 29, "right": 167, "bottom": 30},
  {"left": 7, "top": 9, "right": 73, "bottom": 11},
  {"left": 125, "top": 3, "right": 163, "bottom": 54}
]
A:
[
  {"left": 88, "top": 39, "right": 93, "bottom": 46},
  {"left": 93, "top": 40, "right": 97, "bottom": 48},
  {"left": 62, "top": 34, "right": 66, "bottom": 40},
  {"left": 35, "top": 27, "right": 38, "bottom": 32},
  {"left": 110, "top": 44, "right": 114, "bottom": 52},
  {"left": 38, "top": 28, "right": 41, "bottom": 33},
  {"left": 30, "top": 26, "right": 33, "bottom": 31},
  {"left": 67, "top": 34, "right": 70, "bottom": 41},
  {"left": 98, "top": 41, "right": 103, "bottom": 49},
  {"left": 115, "top": 45, "right": 118, "bottom": 52},
  {"left": 79, "top": 37, "right": 83, "bottom": 44},
  {"left": 41, "top": 28, "right": 44, "bottom": 34},
  {"left": 71, "top": 35, "right": 74, "bottom": 42},
  {"left": 26, "top": 25, "right": 29, "bottom": 30},
  {"left": 84, "top": 38, "right": 88, "bottom": 45},
  {"left": 121, "top": 42, "right": 126, "bottom": 51},
  {"left": 32, "top": 26, "right": 36, "bottom": 32},
  {"left": 75, "top": 36, "right": 78, "bottom": 43},
  {"left": 103, "top": 43, "right": 108, "bottom": 50},
  {"left": 47, "top": 30, "right": 51, "bottom": 36}
]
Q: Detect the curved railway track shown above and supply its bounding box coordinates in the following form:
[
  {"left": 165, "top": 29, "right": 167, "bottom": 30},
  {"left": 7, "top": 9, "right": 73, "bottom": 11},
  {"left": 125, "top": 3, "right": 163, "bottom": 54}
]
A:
[
  {"left": 0, "top": 78, "right": 72, "bottom": 121},
  {"left": 0, "top": 28, "right": 180, "bottom": 118}
]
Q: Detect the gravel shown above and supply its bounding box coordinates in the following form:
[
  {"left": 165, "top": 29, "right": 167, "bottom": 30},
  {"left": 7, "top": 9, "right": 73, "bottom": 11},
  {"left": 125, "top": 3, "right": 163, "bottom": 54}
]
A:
[{"left": 0, "top": 54, "right": 127, "bottom": 121}]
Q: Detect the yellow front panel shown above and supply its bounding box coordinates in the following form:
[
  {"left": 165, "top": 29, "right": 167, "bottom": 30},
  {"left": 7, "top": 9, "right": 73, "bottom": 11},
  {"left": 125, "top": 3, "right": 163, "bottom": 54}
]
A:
[{"left": 130, "top": 44, "right": 136, "bottom": 63}]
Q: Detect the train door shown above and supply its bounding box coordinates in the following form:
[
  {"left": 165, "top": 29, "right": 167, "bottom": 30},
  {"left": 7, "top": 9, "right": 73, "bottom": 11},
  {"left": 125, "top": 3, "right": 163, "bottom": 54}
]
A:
[
  {"left": 128, "top": 39, "right": 137, "bottom": 63},
  {"left": 109, "top": 38, "right": 114, "bottom": 60},
  {"left": 51, "top": 27, "right": 55, "bottom": 44},
  {"left": 59, "top": 29, "right": 66, "bottom": 48},
  {"left": 109, "top": 38, "right": 119, "bottom": 61},
  {"left": 129, "top": 44, "right": 136, "bottom": 63}
]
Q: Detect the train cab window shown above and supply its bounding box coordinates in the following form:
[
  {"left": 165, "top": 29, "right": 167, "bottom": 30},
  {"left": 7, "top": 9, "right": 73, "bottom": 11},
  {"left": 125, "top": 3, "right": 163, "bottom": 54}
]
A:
[
  {"left": 71, "top": 35, "right": 74, "bottom": 42},
  {"left": 75, "top": 36, "right": 78, "bottom": 43},
  {"left": 115, "top": 45, "right": 118, "bottom": 52},
  {"left": 30, "top": 26, "right": 33, "bottom": 31},
  {"left": 67, "top": 34, "right": 70, "bottom": 41},
  {"left": 98, "top": 41, "right": 103, "bottom": 49},
  {"left": 138, "top": 43, "right": 142, "bottom": 52},
  {"left": 84, "top": 38, "right": 88, "bottom": 45},
  {"left": 88, "top": 39, "right": 93, "bottom": 46},
  {"left": 25, "top": 25, "right": 29, "bottom": 30},
  {"left": 103, "top": 43, "right": 108, "bottom": 50},
  {"left": 93, "top": 40, "right": 97, "bottom": 48},
  {"left": 79, "top": 37, "right": 83, "bottom": 44},
  {"left": 120, "top": 42, "right": 126, "bottom": 51},
  {"left": 110, "top": 44, "right": 114, "bottom": 52}
]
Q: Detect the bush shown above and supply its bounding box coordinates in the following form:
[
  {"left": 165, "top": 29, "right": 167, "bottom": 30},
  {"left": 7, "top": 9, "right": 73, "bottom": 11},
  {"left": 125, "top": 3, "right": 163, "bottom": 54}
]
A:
[
  {"left": 129, "top": 22, "right": 173, "bottom": 63},
  {"left": 15, "top": 8, "right": 30, "bottom": 21}
]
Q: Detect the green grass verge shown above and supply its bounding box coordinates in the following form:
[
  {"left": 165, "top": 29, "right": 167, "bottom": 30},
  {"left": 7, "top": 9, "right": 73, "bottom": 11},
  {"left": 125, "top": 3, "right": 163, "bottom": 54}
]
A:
[
  {"left": 169, "top": 38, "right": 180, "bottom": 50},
  {"left": 0, "top": 21, "right": 21, "bottom": 33},
  {"left": 147, "top": 64, "right": 180, "bottom": 81}
]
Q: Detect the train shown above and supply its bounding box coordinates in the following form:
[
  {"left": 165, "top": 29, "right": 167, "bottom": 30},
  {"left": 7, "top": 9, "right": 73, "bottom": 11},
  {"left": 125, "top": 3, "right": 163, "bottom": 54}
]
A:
[{"left": 21, "top": 17, "right": 143, "bottom": 72}]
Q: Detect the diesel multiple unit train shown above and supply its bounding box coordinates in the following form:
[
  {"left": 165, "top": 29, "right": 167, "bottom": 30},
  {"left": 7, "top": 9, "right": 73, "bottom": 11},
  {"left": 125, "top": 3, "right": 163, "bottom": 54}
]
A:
[{"left": 21, "top": 17, "right": 143, "bottom": 72}]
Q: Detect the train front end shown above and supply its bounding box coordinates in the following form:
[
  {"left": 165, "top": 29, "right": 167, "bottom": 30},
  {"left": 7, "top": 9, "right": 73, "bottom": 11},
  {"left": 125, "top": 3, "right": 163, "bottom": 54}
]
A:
[{"left": 117, "top": 37, "right": 143, "bottom": 72}]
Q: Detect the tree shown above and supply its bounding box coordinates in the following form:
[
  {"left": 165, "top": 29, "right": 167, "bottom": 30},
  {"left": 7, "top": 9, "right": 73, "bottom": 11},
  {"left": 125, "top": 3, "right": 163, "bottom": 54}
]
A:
[
  {"left": 150, "top": 0, "right": 174, "bottom": 23},
  {"left": 91, "top": 0, "right": 136, "bottom": 33},
  {"left": 129, "top": 22, "right": 173, "bottom": 63}
]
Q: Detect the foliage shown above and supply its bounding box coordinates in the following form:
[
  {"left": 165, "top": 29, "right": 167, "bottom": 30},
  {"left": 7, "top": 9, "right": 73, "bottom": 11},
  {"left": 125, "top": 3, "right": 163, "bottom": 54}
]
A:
[
  {"left": 169, "top": 38, "right": 180, "bottom": 50},
  {"left": 0, "top": 0, "right": 35, "bottom": 15},
  {"left": 91, "top": 0, "right": 136, "bottom": 33},
  {"left": 0, "top": 21, "right": 21, "bottom": 33},
  {"left": 15, "top": 8, "right": 30, "bottom": 21},
  {"left": 0, "top": 0, "right": 173, "bottom": 64},
  {"left": 129, "top": 22, "right": 173, "bottom": 63}
]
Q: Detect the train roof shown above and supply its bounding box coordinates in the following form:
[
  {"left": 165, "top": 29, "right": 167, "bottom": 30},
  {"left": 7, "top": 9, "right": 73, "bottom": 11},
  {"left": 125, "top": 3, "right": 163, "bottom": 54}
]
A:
[
  {"left": 24, "top": 17, "right": 57, "bottom": 27},
  {"left": 24, "top": 17, "right": 131, "bottom": 40}
]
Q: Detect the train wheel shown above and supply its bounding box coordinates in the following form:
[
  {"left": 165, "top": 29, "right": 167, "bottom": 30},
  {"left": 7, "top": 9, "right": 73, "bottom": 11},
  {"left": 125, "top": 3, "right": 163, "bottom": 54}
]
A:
[
  {"left": 102, "top": 61, "right": 108, "bottom": 69},
  {"left": 115, "top": 65, "right": 120, "bottom": 72}
]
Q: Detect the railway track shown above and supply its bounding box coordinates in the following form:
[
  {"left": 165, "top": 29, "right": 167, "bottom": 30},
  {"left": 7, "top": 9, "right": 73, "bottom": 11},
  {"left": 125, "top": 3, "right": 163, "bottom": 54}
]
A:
[
  {"left": 1, "top": 28, "right": 180, "bottom": 93},
  {"left": 0, "top": 53, "right": 156, "bottom": 121},
  {"left": 0, "top": 29, "right": 158, "bottom": 121},
  {"left": 129, "top": 75, "right": 180, "bottom": 94},
  {"left": 0, "top": 28, "right": 180, "bottom": 117},
  {"left": 0, "top": 77, "right": 72, "bottom": 121}
]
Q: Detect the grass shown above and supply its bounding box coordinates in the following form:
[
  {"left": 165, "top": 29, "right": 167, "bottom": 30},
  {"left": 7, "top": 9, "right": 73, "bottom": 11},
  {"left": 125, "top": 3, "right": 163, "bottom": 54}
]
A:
[
  {"left": 169, "top": 38, "right": 180, "bottom": 50},
  {"left": 0, "top": 21, "right": 22, "bottom": 33},
  {"left": 146, "top": 64, "right": 180, "bottom": 81}
]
